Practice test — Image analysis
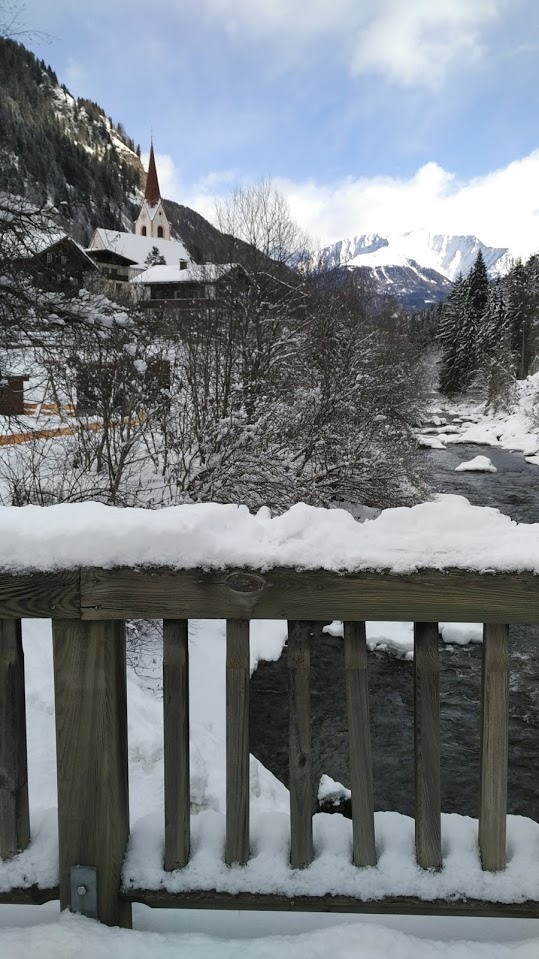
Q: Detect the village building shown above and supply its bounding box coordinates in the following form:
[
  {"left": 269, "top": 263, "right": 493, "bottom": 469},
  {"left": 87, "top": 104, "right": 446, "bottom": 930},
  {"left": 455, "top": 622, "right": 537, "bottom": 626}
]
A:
[
  {"left": 87, "top": 229, "right": 190, "bottom": 280},
  {"left": 130, "top": 262, "right": 246, "bottom": 306},
  {"left": 21, "top": 233, "right": 99, "bottom": 294}
]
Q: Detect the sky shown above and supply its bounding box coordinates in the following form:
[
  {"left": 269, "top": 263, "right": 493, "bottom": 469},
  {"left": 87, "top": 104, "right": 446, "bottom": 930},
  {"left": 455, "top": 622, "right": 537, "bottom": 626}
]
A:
[{"left": 11, "top": 0, "right": 539, "bottom": 256}]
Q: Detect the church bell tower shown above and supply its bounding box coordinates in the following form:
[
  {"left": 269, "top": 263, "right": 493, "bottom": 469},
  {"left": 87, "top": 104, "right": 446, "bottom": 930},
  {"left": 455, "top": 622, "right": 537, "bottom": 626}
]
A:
[{"left": 135, "top": 142, "right": 171, "bottom": 240}]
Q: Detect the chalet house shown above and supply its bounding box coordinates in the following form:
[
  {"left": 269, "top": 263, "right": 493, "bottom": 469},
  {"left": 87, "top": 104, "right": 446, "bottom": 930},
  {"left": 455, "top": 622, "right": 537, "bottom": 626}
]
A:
[
  {"left": 130, "top": 262, "right": 247, "bottom": 307},
  {"left": 26, "top": 235, "right": 98, "bottom": 294},
  {"left": 86, "top": 248, "right": 137, "bottom": 283}
]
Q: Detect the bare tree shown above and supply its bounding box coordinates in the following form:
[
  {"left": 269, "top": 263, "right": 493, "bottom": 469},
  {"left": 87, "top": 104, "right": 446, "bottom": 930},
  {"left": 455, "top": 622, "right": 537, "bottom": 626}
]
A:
[{"left": 215, "top": 179, "right": 311, "bottom": 272}]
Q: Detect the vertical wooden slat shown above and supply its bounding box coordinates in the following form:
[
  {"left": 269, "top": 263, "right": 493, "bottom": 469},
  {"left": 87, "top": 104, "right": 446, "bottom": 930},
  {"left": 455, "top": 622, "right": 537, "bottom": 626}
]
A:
[
  {"left": 344, "top": 621, "right": 376, "bottom": 866},
  {"left": 163, "top": 619, "right": 190, "bottom": 870},
  {"left": 0, "top": 619, "right": 30, "bottom": 859},
  {"left": 288, "top": 620, "right": 313, "bottom": 869},
  {"left": 225, "top": 619, "right": 250, "bottom": 865},
  {"left": 414, "top": 622, "right": 442, "bottom": 870},
  {"left": 53, "top": 619, "right": 131, "bottom": 928},
  {"left": 479, "top": 622, "right": 509, "bottom": 872}
]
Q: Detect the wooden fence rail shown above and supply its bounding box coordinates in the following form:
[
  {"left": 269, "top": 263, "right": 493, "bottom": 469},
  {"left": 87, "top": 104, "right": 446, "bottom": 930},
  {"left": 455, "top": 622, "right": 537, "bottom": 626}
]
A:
[{"left": 0, "top": 566, "right": 537, "bottom": 926}]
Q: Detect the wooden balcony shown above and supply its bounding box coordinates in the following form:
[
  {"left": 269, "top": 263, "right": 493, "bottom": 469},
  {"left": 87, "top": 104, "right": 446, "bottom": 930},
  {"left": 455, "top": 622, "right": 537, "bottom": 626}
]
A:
[{"left": 0, "top": 565, "right": 538, "bottom": 926}]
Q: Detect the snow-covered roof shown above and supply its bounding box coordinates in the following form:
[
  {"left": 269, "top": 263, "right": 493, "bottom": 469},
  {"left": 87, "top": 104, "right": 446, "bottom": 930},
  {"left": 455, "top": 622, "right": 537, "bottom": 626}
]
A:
[
  {"left": 130, "top": 263, "right": 241, "bottom": 285},
  {"left": 89, "top": 229, "right": 190, "bottom": 268}
]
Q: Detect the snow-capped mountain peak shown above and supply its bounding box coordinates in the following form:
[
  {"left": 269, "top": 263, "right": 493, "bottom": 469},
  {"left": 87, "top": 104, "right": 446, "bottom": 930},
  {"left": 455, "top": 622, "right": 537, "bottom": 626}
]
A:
[{"left": 321, "top": 230, "right": 513, "bottom": 281}]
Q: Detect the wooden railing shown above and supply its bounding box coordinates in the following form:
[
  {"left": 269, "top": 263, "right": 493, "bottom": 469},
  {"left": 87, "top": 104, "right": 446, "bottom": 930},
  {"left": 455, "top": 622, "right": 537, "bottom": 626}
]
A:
[{"left": 1, "top": 566, "right": 539, "bottom": 927}]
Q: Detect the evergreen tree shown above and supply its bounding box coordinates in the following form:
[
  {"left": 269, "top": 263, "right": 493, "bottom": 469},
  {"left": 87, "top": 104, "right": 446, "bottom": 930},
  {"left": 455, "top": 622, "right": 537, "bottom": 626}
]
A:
[
  {"left": 144, "top": 246, "right": 166, "bottom": 267},
  {"left": 438, "top": 274, "right": 472, "bottom": 395},
  {"left": 505, "top": 259, "right": 538, "bottom": 378},
  {"left": 479, "top": 278, "right": 508, "bottom": 358},
  {"left": 478, "top": 280, "right": 515, "bottom": 411},
  {"left": 437, "top": 251, "right": 493, "bottom": 396},
  {"left": 468, "top": 249, "right": 489, "bottom": 322}
]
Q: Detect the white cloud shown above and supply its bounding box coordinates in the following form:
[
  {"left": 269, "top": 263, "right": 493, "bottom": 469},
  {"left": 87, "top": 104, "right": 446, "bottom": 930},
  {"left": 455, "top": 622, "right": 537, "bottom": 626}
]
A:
[
  {"left": 273, "top": 151, "right": 539, "bottom": 258},
  {"left": 174, "top": 151, "right": 539, "bottom": 261},
  {"left": 350, "top": 0, "right": 501, "bottom": 88},
  {"left": 198, "top": 0, "right": 510, "bottom": 87}
]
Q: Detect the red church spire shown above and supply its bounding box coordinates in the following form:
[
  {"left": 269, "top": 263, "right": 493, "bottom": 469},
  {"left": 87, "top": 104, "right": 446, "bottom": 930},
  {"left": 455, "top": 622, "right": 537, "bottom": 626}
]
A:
[{"left": 144, "top": 141, "right": 161, "bottom": 207}]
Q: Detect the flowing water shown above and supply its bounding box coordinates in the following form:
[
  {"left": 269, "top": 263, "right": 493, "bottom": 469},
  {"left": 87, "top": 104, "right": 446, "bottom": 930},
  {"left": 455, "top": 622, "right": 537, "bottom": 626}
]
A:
[{"left": 249, "top": 431, "right": 539, "bottom": 818}]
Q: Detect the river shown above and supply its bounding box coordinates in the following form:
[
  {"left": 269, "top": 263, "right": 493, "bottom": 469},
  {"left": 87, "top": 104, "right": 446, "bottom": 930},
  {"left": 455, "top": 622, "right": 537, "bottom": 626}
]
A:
[{"left": 249, "top": 429, "right": 539, "bottom": 819}]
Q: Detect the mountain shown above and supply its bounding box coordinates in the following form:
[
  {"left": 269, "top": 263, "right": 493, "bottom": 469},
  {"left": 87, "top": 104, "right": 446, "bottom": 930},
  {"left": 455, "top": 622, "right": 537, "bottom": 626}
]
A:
[
  {"left": 0, "top": 38, "right": 146, "bottom": 242},
  {"left": 338, "top": 259, "right": 453, "bottom": 311},
  {"left": 0, "top": 38, "right": 288, "bottom": 272},
  {"left": 1, "top": 39, "right": 517, "bottom": 304},
  {"left": 320, "top": 231, "right": 514, "bottom": 309}
]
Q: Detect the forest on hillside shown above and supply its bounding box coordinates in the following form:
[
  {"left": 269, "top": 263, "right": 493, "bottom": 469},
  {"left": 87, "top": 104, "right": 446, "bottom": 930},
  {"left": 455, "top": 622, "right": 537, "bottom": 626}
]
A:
[
  {"left": 413, "top": 249, "right": 539, "bottom": 408},
  {"left": 0, "top": 38, "right": 142, "bottom": 240}
]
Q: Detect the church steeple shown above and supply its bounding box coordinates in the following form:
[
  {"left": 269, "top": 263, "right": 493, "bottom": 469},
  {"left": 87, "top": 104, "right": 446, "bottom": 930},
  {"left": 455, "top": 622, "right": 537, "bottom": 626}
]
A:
[
  {"left": 135, "top": 141, "right": 171, "bottom": 241},
  {"left": 144, "top": 141, "right": 161, "bottom": 207}
]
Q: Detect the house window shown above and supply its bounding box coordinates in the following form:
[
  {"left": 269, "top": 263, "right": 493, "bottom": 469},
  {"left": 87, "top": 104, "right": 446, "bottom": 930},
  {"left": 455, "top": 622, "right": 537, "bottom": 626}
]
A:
[
  {"left": 46, "top": 252, "right": 52, "bottom": 263},
  {"left": 141, "top": 226, "right": 147, "bottom": 236},
  {"left": 157, "top": 226, "right": 164, "bottom": 238}
]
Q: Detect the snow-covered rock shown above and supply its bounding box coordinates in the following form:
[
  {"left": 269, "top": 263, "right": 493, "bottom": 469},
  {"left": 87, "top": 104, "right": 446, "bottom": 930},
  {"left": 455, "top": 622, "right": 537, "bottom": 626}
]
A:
[
  {"left": 318, "top": 774, "right": 351, "bottom": 806},
  {"left": 417, "top": 435, "right": 446, "bottom": 449},
  {"left": 455, "top": 456, "right": 497, "bottom": 473}
]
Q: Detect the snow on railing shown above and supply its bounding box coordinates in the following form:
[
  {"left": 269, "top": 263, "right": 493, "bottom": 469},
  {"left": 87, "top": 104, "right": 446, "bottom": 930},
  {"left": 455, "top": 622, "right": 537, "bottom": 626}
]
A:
[{"left": 1, "top": 501, "right": 539, "bottom": 926}]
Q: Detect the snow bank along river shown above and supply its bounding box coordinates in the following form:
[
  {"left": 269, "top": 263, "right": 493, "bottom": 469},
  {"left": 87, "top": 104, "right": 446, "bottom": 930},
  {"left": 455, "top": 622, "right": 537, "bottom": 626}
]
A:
[{"left": 251, "top": 419, "right": 539, "bottom": 819}]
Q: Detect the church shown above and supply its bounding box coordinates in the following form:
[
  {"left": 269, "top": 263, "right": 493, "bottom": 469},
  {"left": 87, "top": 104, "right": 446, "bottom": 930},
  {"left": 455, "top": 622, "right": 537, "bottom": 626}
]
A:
[
  {"left": 134, "top": 142, "right": 171, "bottom": 241},
  {"left": 86, "top": 144, "right": 242, "bottom": 305},
  {"left": 86, "top": 142, "right": 191, "bottom": 281}
]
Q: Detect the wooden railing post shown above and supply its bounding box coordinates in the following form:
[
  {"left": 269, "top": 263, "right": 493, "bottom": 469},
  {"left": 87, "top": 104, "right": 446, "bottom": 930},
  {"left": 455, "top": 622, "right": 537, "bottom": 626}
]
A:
[
  {"left": 52, "top": 620, "right": 131, "bottom": 927},
  {"left": 344, "top": 621, "right": 376, "bottom": 866},
  {"left": 163, "top": 619, "right": 190, "bottom": 871},
  {"left": 479, "top": 623, "right": 509, "bottom": 872},
  {"left": 414, "top": 622, "right": 442, "bottom": 870},
  {"left": 0, "top": 619, "right": 30, "bottom": 860},
  {"left": 225, "top": 619, "right": 250, "bottom": 866},
  {"left": 288, "top": 620, "right": 313, "bottom": 869}
]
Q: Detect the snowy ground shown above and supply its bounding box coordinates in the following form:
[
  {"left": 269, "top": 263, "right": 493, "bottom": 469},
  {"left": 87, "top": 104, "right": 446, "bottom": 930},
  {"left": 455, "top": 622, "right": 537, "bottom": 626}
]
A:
[
  {"left": 1, "top": 909, "right": 539, "bottom": 959},
  {"left": 417, "top": 372, "right": 539, "bottom": 464}
]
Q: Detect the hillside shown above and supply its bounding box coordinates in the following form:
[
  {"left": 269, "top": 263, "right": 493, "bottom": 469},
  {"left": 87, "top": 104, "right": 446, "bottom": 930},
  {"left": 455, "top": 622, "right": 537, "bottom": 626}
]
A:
[
  {"left": 0, "top": 38, "right": 144, "bottom": 242},
  {"left": 0, "top": 39, "right": 285, "bottom": 270}
]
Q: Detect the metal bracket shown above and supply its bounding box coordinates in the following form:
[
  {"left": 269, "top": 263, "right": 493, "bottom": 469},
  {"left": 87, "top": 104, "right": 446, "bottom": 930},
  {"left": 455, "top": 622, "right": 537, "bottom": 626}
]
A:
[{"left": 69, "top": 865, "right": 98, "bottom": 920}]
